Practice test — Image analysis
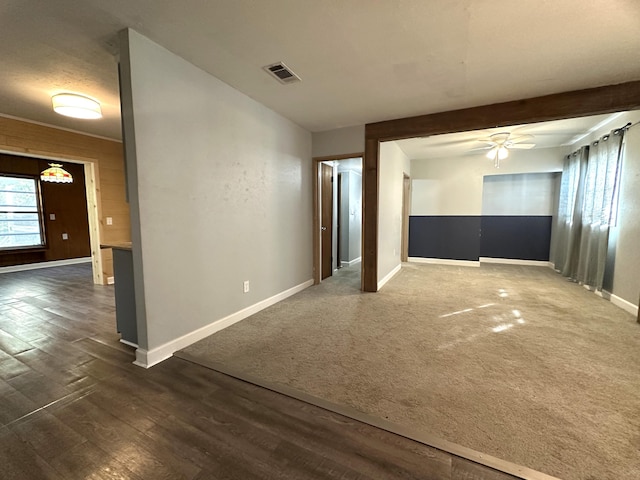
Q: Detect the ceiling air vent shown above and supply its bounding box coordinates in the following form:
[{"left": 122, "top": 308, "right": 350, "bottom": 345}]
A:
[{"left": 263, "top": 62, "right": 301, "bottom": 84}]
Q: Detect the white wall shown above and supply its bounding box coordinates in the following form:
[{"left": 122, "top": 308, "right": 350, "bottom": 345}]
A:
[
  {"left": 339, "top": 172, "right": 350, "bottom": 263},
  {"left": 378, "top": 141, "right": 410, "bottom": 288},
  {"left": 312, "top": 125, "right": 365, "bottom": 158},
  {"left": 348, "top": 171, "right": 362, "bottom": 261},
  {"left": 120, "top": 29, "right": 313, "bottom": 357},
  {"left": 482, "top": 172, "right": 560, "bottom": 216},
  {"left": 613, "top": 119, "right": 640, "bottom": 306},
  {"left": 337, "top": 169, "right": 362, "bottom": 264},
  {"left": 410, "top": 147, "right": 564, "bottom": 216}
]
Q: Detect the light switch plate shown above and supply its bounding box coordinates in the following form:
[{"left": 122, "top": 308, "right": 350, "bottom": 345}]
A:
[
  {"left": 106, "top": 217, "right": 113, "bottom": 225},
  {"left": 49, "top": 213, "right": 56, "bottom": 220},
  {"left": 243, "top": 280, "right": 250, "bottom": 293},
  {"left": 62, "top": 233, "right": 68, "bottom": 240}
]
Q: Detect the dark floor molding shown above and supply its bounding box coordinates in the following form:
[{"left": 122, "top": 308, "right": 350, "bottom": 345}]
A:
[{"left": 175, "top": 352, "right": 562, "bottom": 480}]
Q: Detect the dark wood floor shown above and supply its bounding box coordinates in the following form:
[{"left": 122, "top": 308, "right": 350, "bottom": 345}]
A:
[{"left": 0, "top": 264, "right": 520, "bottom": 480}]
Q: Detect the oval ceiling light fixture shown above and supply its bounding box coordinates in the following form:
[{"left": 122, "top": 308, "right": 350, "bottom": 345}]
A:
[{"left": 51, "top": 93, "right": 102, "bottom": 119}]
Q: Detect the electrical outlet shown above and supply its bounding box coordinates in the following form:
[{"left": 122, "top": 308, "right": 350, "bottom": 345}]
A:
[
  {"left": 243, "top": 280, "right": 250, "bottom": 293},
  {"left": 62, "top": 233, "right": 68, "bottom": 240},
  {"left": 49, "top": 213, "right": 56, "bottom": 220},
  {"left": 107, "top": 276, "right": 115, "bottom": 285},
  {"left": 106, "top": 217, "right": 113, "bottom": 225}
]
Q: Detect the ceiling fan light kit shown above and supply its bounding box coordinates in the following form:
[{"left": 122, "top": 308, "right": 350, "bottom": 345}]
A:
[
  {"left": 487, "top": 145, "right": 509, "bottom": 167},
  {"left": 479, "top": 132, "right": 536, "bottom": 168}
]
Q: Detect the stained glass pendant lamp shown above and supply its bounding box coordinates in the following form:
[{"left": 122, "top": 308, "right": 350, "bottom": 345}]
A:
[{"left": 41, "top": 163, "right": 73, "bottom": 183}]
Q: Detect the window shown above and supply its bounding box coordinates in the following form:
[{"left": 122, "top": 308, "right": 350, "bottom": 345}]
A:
[{"left": 0, "top": 175, "right": 45, "bottom": 249}]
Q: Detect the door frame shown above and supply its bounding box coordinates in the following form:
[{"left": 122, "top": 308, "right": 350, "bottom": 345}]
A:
[
  {"left": 337, "top": 172, "right": 342, "bottom": 269},
  {"left": 401, "top": 173, "right": 411, "bottom": 263},
  {"left": 320, "top": 162, "right": 334, "bottom": 280},
  {"left": 0, "top": 149, "right": 104, "bottom": 285},
  {"left": 312, "top": 153, "right": 364, "bottom": 286},
  {"left": 362, "top": 80, "right": 640, "bottom": 292}
]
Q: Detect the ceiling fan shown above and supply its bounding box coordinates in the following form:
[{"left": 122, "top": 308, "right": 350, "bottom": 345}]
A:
[{"left": 477, "top": 132, "right": 536, "bottom": 168}]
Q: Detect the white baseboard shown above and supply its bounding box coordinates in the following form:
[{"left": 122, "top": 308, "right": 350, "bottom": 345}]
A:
[
  {"left": 479, "top": 257, "right": 554, "bottom": 268},
  {"left": 119, "top": 338, "right": 138, "bottom": 348},
  {"left": 377, "top": 263, "right": 402, "bottom": 291},
  {"left": 341, "top": 257, "right": 361, "bottom": 267},
  {"left": 133, "top": 278, "right": 315, "bottom": 368},
  {"left": 607, "top": 293, "right": 639, "bottom": 317},
  {"left": 408, "top": 257, "right": 480, "bottom": 268},
  {"left": 0, "top": 257, "right": 92, "bottom": 274}
]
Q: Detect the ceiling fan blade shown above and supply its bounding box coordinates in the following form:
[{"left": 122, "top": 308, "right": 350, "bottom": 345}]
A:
[
  {"left": 477, "top": 140, "right": 498, "bottom": 148},
  {"left": 467, "top": 146, "right": 493, "bottom": 154},
  {"left": 508, "top": 134, "right": 535, "bottom": 144},
  {"left": 508, "top": 143, "right": 535, "bottom": 149}
]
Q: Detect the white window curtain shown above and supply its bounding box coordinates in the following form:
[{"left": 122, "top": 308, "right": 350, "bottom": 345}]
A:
[{"left": 553, "top": 128, "right": 625, "bottom": 290}]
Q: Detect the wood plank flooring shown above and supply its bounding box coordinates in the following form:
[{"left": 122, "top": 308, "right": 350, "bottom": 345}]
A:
[{"left": 0, "top": 264, "right": 521, "bottom": 480}]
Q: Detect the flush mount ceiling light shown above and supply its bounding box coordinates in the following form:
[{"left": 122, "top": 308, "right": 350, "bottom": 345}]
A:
[
  {"left": 51, "top": 93, "right": 102, "bottom": 119},
  {"left": 41, "top": 163, "right": 73, "bottom": 184}
]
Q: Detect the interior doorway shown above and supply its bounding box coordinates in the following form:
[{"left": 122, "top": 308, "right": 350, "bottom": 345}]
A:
[
  {"left": 0, "top": 150, "right": 103, "bottom": 284},
  {"left": 313, "top": 154, "right": 364, "bottom": 286}
]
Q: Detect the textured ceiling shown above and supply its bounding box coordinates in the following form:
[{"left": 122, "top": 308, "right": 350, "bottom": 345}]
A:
[
  {"left": 396, "top": 113, "right": 624, "bottom": 160},
  {"left": 1, "top": 0, "right": 640, "bottom": 140}
]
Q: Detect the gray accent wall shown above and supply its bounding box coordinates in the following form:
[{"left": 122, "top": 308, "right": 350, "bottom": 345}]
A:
[
  {"left": 119, "top": 29, "right": 313, "bottom": 351},
  {"left": 118, "top": 30, "right": 148, "bottom": 350},
  {"left": 611, "top": 115, "right": 640, "bottom": 305}
]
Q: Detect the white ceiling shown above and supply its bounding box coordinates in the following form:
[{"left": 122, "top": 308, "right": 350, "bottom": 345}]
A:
[
  {"left": 396, "top": 113, "right": 625, "bottom": 160},
  {"left": 2, "top": 1, "right": 640, "bottom": 140}
]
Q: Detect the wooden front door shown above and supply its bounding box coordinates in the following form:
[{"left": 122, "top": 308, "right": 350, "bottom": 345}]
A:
[{"left": 321, "top": 163, "right": 333, "bottom": 279}]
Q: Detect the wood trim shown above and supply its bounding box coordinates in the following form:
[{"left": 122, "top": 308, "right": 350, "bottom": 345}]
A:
[
  {"left": 401, "top": 173, "right": 410, "bottom": 263},
  {"left": 362, "top": 138, "right": 379, "bottom": 292},
  {"left": 84, "top": 162, "right": 104, "bottom": 285},
  {"left": 313, "top": 153, "right": 364, "bottom": 162},
  {"left": 366, "top": 80, "right": 640, "bottom": 141},
  {"left": 362, "top": 80, "right": 640, "bottom": 291},
  {"left": 312, "top": 153, "right": 364, "bottom": 288},
  {"left": 312, "top": 160, "right": 320, "bottom": 285}
]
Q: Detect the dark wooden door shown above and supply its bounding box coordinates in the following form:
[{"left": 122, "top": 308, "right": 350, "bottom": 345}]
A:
[{"left": 321, "top": 163, "right": 333, "bottom": 280}]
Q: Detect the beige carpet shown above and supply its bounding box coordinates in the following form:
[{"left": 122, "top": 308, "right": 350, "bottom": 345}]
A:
[{"left": 177, "top": 263, "right": 640, "bottom": 480}]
